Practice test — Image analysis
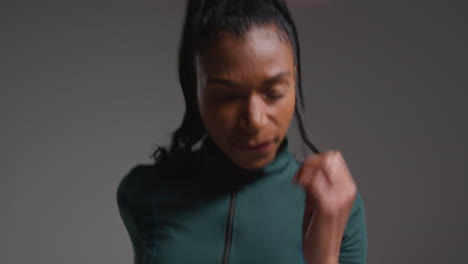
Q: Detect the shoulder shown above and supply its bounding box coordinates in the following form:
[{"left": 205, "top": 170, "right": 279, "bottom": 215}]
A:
[
  {"left": 116, "top": 152, "right": 199, "bottom": 206},
  {"left": 116, "top": 164, "right": 159, "bottom": 207},
  {"left": 118, "top": 164, "right": 155, "bottom": 191}
]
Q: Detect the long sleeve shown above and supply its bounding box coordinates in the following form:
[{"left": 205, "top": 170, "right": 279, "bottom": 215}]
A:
[
  {"left": 117, "top": 165, "right": 159, "bottom": 264},
  {"left": 117, "top": 169, "right": 144, "bottom": 264},
  {"left": 338, "top": 192, "right": 368, "bottom": 264},
  {"left": 299, "top": 192, "right": 368, "bottom": 264}
]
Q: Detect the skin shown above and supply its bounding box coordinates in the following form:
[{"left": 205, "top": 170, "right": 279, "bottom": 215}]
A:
[
  {"left": 195, "top": 24, "right": 357, "bottom": 264},
  {"left": 196, "top": 24, "right": 296, "bottom": 170}
]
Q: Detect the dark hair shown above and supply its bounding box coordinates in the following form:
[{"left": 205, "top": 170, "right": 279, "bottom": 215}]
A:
[{"left": 151, "top": 0, "right": 320, "bottom": 164}]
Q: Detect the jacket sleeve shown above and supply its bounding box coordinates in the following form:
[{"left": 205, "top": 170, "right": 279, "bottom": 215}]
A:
[
  {"left": 117, "top": 165, "right": 158, "bottom": 264},
  {"left": 338, "top": 192, "right": 368, "bottom": 264},
  {"left": 117, "top": 167, "right": 143, "bottom": 264}
]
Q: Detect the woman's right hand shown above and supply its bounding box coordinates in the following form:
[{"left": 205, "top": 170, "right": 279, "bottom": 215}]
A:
[{"left": 293, "top": 150, "right": 357, "bottom": 264}]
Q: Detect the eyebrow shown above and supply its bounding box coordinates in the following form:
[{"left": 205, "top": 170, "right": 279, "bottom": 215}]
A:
[
  {"left": 263, "top": 71, "right": 292, "bottom": 87},
  {"left": 206, "top": 71, "right": 292, "bottom": 88}
]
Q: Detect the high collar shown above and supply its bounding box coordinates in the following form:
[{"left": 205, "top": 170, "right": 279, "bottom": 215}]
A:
[{"left": 197, "top": 135, "right": 293, "bottom": 189}]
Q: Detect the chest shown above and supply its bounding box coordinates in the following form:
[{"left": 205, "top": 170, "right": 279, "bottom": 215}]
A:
[{"left": 139, "top": 180, "right": 306, "bottom": 264}]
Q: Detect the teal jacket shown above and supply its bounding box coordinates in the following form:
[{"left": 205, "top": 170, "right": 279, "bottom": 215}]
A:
[{"left": 117, "top": 137, "right": 367, "bottom": 263}]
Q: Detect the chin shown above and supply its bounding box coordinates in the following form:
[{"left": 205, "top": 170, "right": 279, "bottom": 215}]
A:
[{"left": 221, "top": 138, "right": 280, "bottom": 170}]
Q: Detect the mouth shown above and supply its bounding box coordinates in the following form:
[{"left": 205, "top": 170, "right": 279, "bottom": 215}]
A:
[{"left": 230, "top": 138, "right": 276, "bottom": 152}]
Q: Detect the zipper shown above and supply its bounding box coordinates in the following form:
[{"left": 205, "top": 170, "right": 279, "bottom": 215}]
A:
[{"left": 222, "top": 191, "right": 237, "bottom": 264}]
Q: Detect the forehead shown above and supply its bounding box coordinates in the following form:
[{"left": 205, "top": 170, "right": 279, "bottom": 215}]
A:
[{"left": 196, "top": 24, "right": 295, "bottom": 78}]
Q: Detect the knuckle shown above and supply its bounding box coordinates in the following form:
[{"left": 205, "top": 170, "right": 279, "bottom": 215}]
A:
[
  {"left": 347, "top": 185, "right": 358, "bottom": 200},
  {"left": 304, "top": 154, "right": 317, "bottom": 165},
  {"left": 322, "top": 152, "right": 336, "bottom": 172},
  {"left": 335, "top": 150, "right": 343, "bottom": 160},
  {"left": 324, "top": 150, "right": 335, "bottom": 158}
]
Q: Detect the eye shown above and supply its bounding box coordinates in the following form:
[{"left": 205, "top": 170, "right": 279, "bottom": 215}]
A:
[
  {"left": 267, "top": 93, "right": 284, "bottom": 100},
  {"left": 263, "top": 90, "right": 285, "bottom": 101},
  {"left": 263, "top": 84, "right": 288, "bottom": 101}
]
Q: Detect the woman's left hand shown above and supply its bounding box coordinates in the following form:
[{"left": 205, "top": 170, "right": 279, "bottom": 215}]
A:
[{"left": 292, "top": 150, "right": 357, "bottom": 264}]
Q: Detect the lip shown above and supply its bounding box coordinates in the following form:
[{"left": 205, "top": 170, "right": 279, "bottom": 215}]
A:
[{"left": 231, "top": 140, "right": 275, "bottom": 152}]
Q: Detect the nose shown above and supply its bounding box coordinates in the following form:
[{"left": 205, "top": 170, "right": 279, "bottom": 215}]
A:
[{"left": 239, "top": 95, "right": 267, "bottom": 133}]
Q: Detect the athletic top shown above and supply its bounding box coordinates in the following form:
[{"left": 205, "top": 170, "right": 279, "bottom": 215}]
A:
[{"left": 117, "top": 136, "right": 367, "bottom": 263}]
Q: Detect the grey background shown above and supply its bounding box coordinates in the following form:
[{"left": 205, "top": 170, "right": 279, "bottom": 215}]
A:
[{"left": 2, "top": 0, "right": 467, "bottom": 263}]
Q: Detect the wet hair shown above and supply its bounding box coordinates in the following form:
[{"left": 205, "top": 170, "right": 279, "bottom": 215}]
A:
[{"left": 151, "top": 0, "right": 320, "bottom": 164}]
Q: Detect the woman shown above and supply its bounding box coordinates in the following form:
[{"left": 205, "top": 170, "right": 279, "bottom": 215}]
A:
[{"left": 117, "top": 0, "right": 367, "bottom": 263}]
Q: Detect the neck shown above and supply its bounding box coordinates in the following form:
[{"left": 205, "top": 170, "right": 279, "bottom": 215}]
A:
[{"left": 197, "top": 135, "right": 293, "bottom": 189}]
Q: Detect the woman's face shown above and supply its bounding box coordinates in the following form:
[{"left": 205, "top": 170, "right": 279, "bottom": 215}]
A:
[{"left": 196, "top": 24, "right": 296, "bottom": 170}]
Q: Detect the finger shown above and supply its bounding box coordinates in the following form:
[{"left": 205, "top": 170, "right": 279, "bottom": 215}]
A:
[
  {"left": 325, "top": 151, "right": 355, "bottom": 188},
  {"left": 334, "top": 151, "right": 352, "bottom": 180},
  {"left": 304, "top": 151, "right": 339, "bottom": 179},
  {"left": 295, "top": 165, "right": 322, "bottom": 190},
  {"left": 293, "top": 153, "right": 324, "bottom": 184},
  {"left": 312, "top": 169, "right": 329, "bottom": 197},
  {"left": 321, "top": 150, "right": 339, "bottom": 181}
]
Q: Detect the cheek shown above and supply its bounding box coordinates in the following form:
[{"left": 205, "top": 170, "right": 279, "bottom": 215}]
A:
[
  {"left": 273, "top": 91, "right": 296, "bottom": 127},
  {"left": 198, "top": 100, "right": 237, "bottom": 133}
]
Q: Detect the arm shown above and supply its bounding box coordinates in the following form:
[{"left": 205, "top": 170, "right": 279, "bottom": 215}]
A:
[
  {"left": 299, "top": 193, "right": 367, "bottom": 264},
  {"left": 293, "top": 151, "right": 367, "bottom": 264},
  {"left": 117, "top": 165, "right": 158, "bottom": 264},
  {"left": 338, "top": 192, "right": 368, "bottom": 264},
  {"left": 117, "top": 169, "right": 144, "bottom": 264}
]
